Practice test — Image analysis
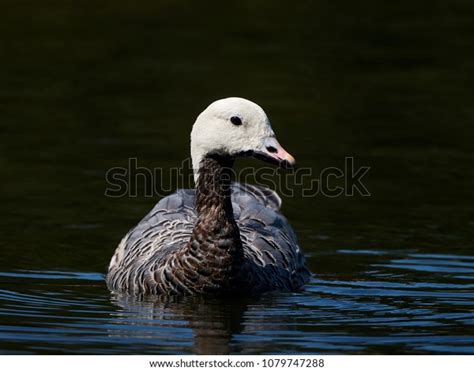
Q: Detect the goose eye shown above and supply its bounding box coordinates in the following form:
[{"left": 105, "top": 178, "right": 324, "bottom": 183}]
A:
[{"left": 230, "top": 116, "right": 242, "bottom": 126}]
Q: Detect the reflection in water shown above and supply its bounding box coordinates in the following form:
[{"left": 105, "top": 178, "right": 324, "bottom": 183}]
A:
[
  {"left": 1, "top": 250, "right": 474, "bottom": 354},
  {"left": 109, "top": 294, "right": 250, "bottom": 354},
  {"left": 1, "top": 0, "right": 474, "bottom": 357}
]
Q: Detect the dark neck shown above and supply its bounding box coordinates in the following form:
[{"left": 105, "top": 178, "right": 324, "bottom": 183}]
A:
[
  {"left": 195, "top": 155, "right": 235, "bottom": 224},
  {"left": 191, "top": 154, "right": 242, "bottom": 256},
  {"left": 160, "top": 155, "right": 245, "bottom": 294}
]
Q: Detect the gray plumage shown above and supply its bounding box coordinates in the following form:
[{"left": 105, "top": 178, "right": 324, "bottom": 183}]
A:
[
  {"left": 106, "top": 181, "right": 310, "bottom": 295},
  {"left": 106, "top": 97, "right": 311, "bottom": 295}
]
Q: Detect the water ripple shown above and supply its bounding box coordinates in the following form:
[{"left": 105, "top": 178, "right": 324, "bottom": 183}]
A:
[{"left": 0, "top": 252, "right": 473, "bottom": 354}]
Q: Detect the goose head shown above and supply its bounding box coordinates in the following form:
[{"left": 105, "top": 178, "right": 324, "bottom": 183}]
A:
[{"left": 191, "top": 97, "right": 295, "bottom": 178}]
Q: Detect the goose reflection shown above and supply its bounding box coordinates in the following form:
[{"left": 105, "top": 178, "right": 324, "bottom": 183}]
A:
[{"left": 108, "top": 293, "right": 251, "bottom": 354}]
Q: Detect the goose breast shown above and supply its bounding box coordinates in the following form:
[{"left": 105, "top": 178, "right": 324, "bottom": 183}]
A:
[{"left": 108, "top": 183, "right": 309, "bottom": 291}]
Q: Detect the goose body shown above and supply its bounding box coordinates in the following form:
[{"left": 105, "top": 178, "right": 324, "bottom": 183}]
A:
[{"left": 106, "top": 98, "right": 310, "bottom": 295}]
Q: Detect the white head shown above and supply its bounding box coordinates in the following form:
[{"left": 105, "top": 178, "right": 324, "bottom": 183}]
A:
[{"left": 190, "top": 97, "right": 295, "bottom": 180}]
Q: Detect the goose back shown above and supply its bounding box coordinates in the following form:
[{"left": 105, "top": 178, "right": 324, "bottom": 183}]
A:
[{"left": 106, "top": 183, "right": 310, "bottom": 294}]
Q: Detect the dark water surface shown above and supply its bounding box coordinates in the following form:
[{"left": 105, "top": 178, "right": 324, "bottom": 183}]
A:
[{"left": 1, "top": 1, "right": 474, "bottom": 354}]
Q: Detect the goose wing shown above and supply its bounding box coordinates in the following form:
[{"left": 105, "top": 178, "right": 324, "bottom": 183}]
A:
[
  {"left": 107, "top": 189, "right": 196, "bottom": 276},
  {"left": 231, "top": 185, "right": 310, "bottom": 290},
  {"left": 108, "top": 183, "right": 309, "bottom": 291}
]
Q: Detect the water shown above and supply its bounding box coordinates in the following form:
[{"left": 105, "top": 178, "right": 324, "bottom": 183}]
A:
[
  {"left": 1, "top": 251, "right": 474, "bottom": 354},
  {"left": 1, "top": 0, "right": 474, "bottom": 355}
]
